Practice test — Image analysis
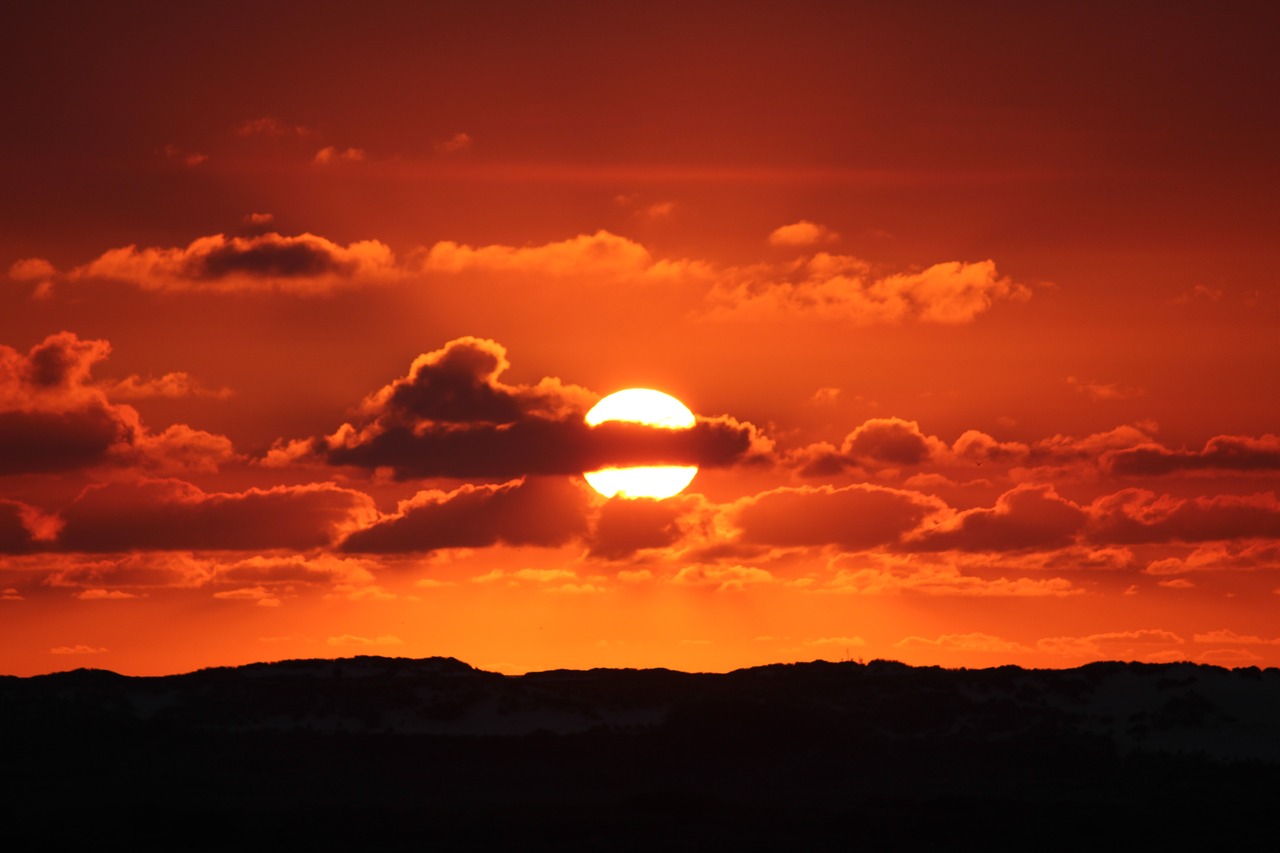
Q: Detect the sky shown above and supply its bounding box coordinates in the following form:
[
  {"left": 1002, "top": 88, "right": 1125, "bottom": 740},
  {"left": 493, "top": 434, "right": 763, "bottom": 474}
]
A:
[{"left": 2, "top": 0, "right": 1279, "bottom": 676}]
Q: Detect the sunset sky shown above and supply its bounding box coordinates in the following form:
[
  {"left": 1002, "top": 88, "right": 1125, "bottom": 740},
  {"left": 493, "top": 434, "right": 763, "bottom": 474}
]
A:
[{"left": 3, "top": 1, "right": 1279, "bottom": 676}]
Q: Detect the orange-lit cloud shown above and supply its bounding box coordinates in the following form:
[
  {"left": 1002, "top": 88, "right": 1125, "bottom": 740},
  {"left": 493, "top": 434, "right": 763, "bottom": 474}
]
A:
[
  {"left": 284, "top": 336, "right": 770, "bottom": 479},
  {"left": 341, "top": 477, "right": 590, "bottom": 553},
  {"left": 71, "top": 233, "right": 399, "bottom": 293},
  {"left": 767, "top": 220, "right": 837, "bottom": 247},
  {"left": 707, "top": 255, "right": 1029, "bottom": 323},
  {"left": 56, "top": 480, "right": 376, "bottom": 552}
]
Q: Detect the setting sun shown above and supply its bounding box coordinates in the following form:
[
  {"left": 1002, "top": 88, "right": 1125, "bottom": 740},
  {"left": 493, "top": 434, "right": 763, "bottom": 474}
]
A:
[{"left": 583, "top": 388, "right": 698, "bottom": 499}]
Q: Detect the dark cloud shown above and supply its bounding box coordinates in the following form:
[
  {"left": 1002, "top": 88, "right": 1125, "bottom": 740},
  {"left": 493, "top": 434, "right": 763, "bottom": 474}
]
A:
[
  {"left": 0, "top": 499, "right": 36, "bottom": 553},
  {"left": 0, "top": 407, "right": 132, "bottom": 475},
  {"left": 1106, "top": 435, "right": 1280, "bottom": 476},
  {"left": 791, "top": 418, "right": 943, "bottom": 477},
  {"left": 0, "top": 332, "right": 235, "bottom": 476},
  {"left": 311, "top": 337, "right": 772, "bottom": 479},
  {"left": 905, "top": 485, "right": 1086, "bottom": 552},
  {"left": 733, "top": 484, "right": 945, "bottom": 550},
  {"left": 1087, "top": 489, "right": 1280, "bottom": 544},
  {"left": 0, "top": 333, "right": 137, "bottom": 474},
  {"left": 587, "top": 497, "right": 689, "bottom": 560},
  {"left": 340, "top": 477, "right": 590, "bottom": 553},
  {"left": 57, "top": 479, "right": 376, "bottom": 552},
  {"left": 71, "top": 232, "right": 398, "bottom": 293}
]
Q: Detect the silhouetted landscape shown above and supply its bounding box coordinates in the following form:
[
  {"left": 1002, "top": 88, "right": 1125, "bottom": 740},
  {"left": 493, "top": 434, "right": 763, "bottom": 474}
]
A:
[{"left": 3, "top": 657, "right": 1278, "bottom": 849}]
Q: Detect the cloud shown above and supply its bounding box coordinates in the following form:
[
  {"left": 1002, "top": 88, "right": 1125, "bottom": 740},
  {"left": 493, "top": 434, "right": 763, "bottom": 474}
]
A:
[
  {"left": 824, "top": 553, "right": 1080, "bottom": 597},
  {"left": 213, "top": 586, "right": 282, "bottom": 607},
  {"left": 767, "top": 220, "right": 837, "bottom": 247},
  {"left": 236, "top": 117, "right": 310, "bottom": 137},
  {"left": 732, "top": 483, "right": 946, "bottom": 550},
  {"left": 160, "top": 144, "right": 207, "bottom": 167},
  {"left": 586, "top": 496, "right": 690, "bottom": 560},
  {"left": 9, "top": 257, "right": 56, "bottom": 297},
  {"left": 1142, "top": 540, "right": 1280, "bottom": 575},
  {"left": 905, "top": 484, "right": 1087, "bottom": 552},
  {"left": 793, "top": 419, "right": 952, "bottom": 477},
  {"left": 71, "top": 232, "right": 399, "bottom": 294},
  {"left": 708, "top": 254, "right": 1029, "bottom": 324},
  {"left": 50, "top": 644, "right": 108, "bottom": 654},
  {"left": 435, "top": 132, "right": 472, "bottom": 154},
  {"left": 104, "top": 372, "right": 233, "bottom": 401},
  {"left": 421, "top": 230, "right": 705, "bottom": 281},
  {"left": 313, "top": 146, "right": 366, "bottom": 164},
  {"left": 56, "top": 479, "right": 377, "bottom": 552},
  {"left": 0, "top": 500, "right": 38, "bottom": 554},
  {"left": 895, "top": 633, "right": 1029, "bottom": 653},
  {"left": 1036, "top": 629, "right": 1185, "bottom": 658},
  {"left": 1105, "top": 434, "right": 1280, "bottom": 476},
  {"left": 299, "top": 336, "right": 769, "bottom": 479},
  {"left": 0, "top": 333, "right": 137, "bottom": 474},
  {"left": 326, "top": 634, "right": 403, "bottom": 647},
  {"left": 1067, "top": 376, "right": 1144, "bottom": 402},
  {"left": 1087, "top": 489, "right": 1280, "bottom": 544},
  {"left": 76, "top": 588, "right": 141, "bottom": 600},
  {"left": 45, "top": 552, "right": 216, "bottom": 591},
  {"left": 1193, "top": 629, "right": 1280, "bottom": 646},
  {"left": 0, "top": 332, "right": 238, "bottom": 476},
  {"left": 671, "top": 564, "right": 774, "bottom": 591},
  {"left": 340, "top": 477, "right": 591, "bottom": 553}
]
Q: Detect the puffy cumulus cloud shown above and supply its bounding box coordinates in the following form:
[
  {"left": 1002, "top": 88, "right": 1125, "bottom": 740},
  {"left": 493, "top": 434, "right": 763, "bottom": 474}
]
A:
[
  {"left": 767, "top": 220, "right": 838, "bottom": 247},
  {"left": 1086, "top": 489, "right": 1280, "bottom": 545},
  {"left": 951, "top": 430, "right": 1031, "bottom": 466},
  {"left": 671, "top": 564, "right": 774, "bottom": 592},
  {"left": 842, "top": 417, "right": 947, "bottom": 467},
  {"left": 0, "top": 332, "right": 238, "bottom": 476},
  {"left": 586, "top": 496, "right": 693, "bottom": 561},
  {"left": 905, "top": 484, "right": 1087, "bottom": 552},
  {"left": 1105, "top": 434, "right": 1280, "bottom": 476},
  {"left": 421, "top": 230, "right": 707, "bottom": 281},
  {"left": 708, "top": 254, "right": 1028, "bottom": 324},
  {"left": 71, "top": 232, "right": 399, "bottom": 294},
  {"left": 0, "top": 332, "right": 137, "bottom": 475},
  {"left": 126, "top": 424, "right": 239, "bottom": 474},
  {"left": 56, "top": 479, "right": 377, "bottom": 552},
  {"left": 732, "top": 483, "right": 947, "bottom": 551},
  {"left": 824, "top": 553, "right": 1080, "bottom": 597},
  {"left": 295, "top": 336, "right": 770, "bottom": 479},
  {"left": 340, "top": 477, "right": 590, "bottom": 553}
]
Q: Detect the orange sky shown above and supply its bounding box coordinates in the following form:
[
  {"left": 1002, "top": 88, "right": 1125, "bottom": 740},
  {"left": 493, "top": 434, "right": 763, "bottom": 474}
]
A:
[{"left": 2, "top": 1, "right": 1279, "bottom": 676}]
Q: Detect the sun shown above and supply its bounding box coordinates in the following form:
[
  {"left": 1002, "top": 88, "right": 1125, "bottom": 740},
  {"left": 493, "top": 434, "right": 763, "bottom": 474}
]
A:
[{"left": 583, "top": 389, "right": 698, "bottom": 499}]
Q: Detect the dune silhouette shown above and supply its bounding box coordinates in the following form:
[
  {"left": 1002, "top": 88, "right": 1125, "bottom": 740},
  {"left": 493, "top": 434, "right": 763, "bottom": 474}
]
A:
[{"left": 3, "top": 657, "right": 1277, "bottom": 849}]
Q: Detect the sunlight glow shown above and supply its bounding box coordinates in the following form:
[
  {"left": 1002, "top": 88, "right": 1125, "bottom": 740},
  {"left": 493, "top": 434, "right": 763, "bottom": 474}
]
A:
[{"left": 584, "top": 389, "right": 698, "bottom": 499}]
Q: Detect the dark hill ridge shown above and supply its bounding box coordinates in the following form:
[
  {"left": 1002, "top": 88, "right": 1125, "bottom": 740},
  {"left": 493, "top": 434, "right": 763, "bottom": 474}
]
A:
[
  {"left": 4, "top": 658, "right": 1278, "bottom": 849},
  {"left": 5, "top": 656, "right": 1279, "bottom": 761}
]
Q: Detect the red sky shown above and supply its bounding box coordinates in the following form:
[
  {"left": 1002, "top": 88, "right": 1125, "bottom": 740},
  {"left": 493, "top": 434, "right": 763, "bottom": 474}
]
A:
[{"left": 3, "top": 1, "right": 1279, "bottom": 676}]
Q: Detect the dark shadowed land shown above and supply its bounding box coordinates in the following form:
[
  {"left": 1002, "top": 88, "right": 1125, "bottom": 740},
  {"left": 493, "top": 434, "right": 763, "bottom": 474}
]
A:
[{"left": 4, "top": 658, "right": 1277, "bottom": 850}]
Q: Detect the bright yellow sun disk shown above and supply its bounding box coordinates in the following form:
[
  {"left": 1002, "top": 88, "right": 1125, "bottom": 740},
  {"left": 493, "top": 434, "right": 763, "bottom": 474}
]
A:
[{"left": 583, "top": 389, "right": 697, "bottom": 500}]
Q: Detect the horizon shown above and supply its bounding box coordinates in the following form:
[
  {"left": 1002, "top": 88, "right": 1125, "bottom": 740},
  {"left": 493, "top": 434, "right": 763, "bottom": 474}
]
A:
[{"left": 3, "top": 1, "right": 1279, "bottom": 678}]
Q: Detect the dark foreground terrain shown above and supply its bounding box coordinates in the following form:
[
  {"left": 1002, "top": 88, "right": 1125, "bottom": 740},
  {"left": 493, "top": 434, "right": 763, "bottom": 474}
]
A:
[{"left": 4, "top": 657, "right": 1278, "bottom": 850}]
